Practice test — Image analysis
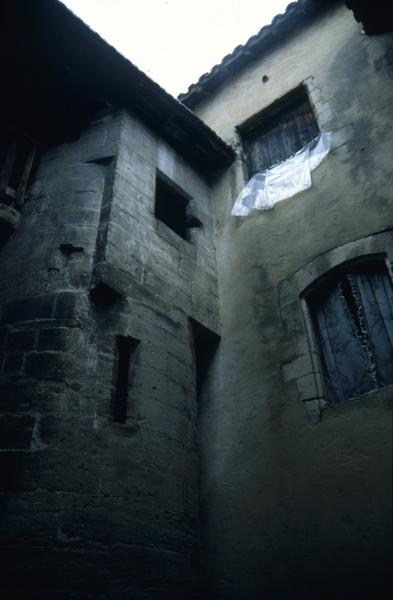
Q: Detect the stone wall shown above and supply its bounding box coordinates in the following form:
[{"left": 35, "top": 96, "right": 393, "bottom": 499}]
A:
[
  {"left": 0, "top": 109, "right": 218, "bottom": 598},
  {"left": 193, "top": 4, "right": 393, "bottom": 599}
]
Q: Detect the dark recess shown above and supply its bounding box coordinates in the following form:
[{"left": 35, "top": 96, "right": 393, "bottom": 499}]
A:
[
  {"left": 113, "top": 336, "right": 139, "bottom": 424},
  {"left": 190, "top": 319, "right": 220, "bottom": 400},
  {"left": 155, "top": 176, "right": 189, "bottom": 240}
]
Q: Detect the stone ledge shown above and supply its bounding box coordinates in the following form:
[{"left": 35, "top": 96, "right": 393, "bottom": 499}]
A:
[{"left": 0, "top": 204, "right": 20, "bottom": 246}]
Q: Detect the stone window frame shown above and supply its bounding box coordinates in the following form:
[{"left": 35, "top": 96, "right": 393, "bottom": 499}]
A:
[
  {"left": 279, "top": 230, "right": 393, "bottom": 423},
  {"left": 154, "top": 170, "right": 202, "bottom": 253},
  {"left": 237, "top": 82, "right": 320, "bottom": 178},
  {"left": 232, "top": 76, "right": 354, "bottom": 193}
]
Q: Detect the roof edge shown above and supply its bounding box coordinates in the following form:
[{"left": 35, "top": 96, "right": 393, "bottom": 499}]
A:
[{"left": 179, "top": 0, "right": 336, "bottom": 109}]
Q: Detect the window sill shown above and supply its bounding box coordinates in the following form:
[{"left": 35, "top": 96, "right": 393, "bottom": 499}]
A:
[{"left": 156, "top": 220, "right": 197, "bottom": 259}]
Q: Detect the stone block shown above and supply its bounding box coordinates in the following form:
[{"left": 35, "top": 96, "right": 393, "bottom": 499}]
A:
[
  {"left": 331, "top": 124, "right": 354, "bottom": 150},
  {"left": 116, "top": 154, "right": 156, "bottom": 198},
  {"left": 54, "top": 292, "right": 78, "bottom": 320},
  {"left": 0, "top": 450, "right": 39, "bottom": 492},
  {"left": 39, "top": 415, "right": 108, "bottom": 455},
  {"left": 281, "top": 353, "right": 313, "bottom": 382},
  {"left": 1, "top": 295, "right": 55, "bottom": 325},
  {"left": 60, "top": 495, "right": 162, "bottom": 549},
  {"left": 142, "top": 400, "right": 195, "bottom": 450},
  {"left": 278, "top": 279, "right": 297, "bottom": 306},
  {"left": 0, "top": 327, "right": 7, "bottom": 353},
  {"left": 50, "top": 172, "right": 105, "bottom": 195},
  {"left": 296, "top": 373, "right": 318, "bottom": 401},
  {"left": 0, "top": 414, "right": 35, "bottom": 449},
  {"left": 304, "top": 399, "right": 322, "bottom": 424},
  {"left": 0, "top": 204, "right": 19, "bottom": 236},
  {"left": 28, "top": 449, "right": 100, "bottom": 494},
  {"left": 2, "top": 353, "right": 24, "bottom": 375},
  {"left": 0, "top": 490, "right": 62, "bottom": 543},
  {"left": 37, "top": 327, "right": 82, "bottom": 352},
  {"left": 0, "top": 380, "right": 66, "bottom": 414},
  {"left": 25, "top": 352, "right": 77, "bottom": 383},
  {"left": 6, "top": 330, "right": 37, "bottom": 353}
]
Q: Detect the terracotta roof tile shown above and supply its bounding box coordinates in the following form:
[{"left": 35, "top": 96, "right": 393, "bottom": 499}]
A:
[{"left": 179, "top": 0, "right": 332, "bottom": 108}]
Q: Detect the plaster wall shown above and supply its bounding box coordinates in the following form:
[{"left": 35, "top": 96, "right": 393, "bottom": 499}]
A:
[
  {"left": 194, "top": 4, "right": 393, "bottom": 598},
  {"left": 0, "top": 109, "right": 218, "bottom": 598}
]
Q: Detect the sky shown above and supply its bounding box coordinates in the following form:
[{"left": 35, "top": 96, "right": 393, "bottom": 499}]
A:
[{"left": 61, "top": 0, "right": 291, "bottom": 97}]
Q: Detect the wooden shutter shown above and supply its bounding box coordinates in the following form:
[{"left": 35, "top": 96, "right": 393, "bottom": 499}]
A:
[
  {"left": 310, "top": 261, "right": 393, "bottom": 401},
  {"left": 243, "top": 87, "right": 319, "bottom": 177}
]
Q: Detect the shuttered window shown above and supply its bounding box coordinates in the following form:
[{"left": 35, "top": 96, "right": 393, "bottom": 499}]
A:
[
  {"left": 241, "top": 86, "right": 319, "bottom": 177},
  {"left": 308, "top": 259, "right": 393, "bottom": 402},
  {"left": 0, "top": 131, "right": 37, "bottom": 206}
]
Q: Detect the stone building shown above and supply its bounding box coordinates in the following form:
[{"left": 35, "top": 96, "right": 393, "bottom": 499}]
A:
[{"left": 0, "top": 0, "right": 392, "bottom": 598}]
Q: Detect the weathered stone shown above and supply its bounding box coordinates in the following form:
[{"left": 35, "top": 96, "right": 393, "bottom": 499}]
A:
[
  {"left": 0, "top": 1, "right": 392, "bottom": 599},
  {"left": 2, "top": 353, "right": 24, "bottom": 375},
  {"left": 6, "top": 330, "right": 37, "bottom": 353},
  {"left": 25, "top": 352, "right": 77, "bottom": 382},
  {"left": 0, "top": 414, "right": 35, "bottom": 449},
  {"left": 1, "top": 295, "right": 55, "bottom": 325},
  {"left": 37, "top": 327, "right": 82, "bottom": 352}
]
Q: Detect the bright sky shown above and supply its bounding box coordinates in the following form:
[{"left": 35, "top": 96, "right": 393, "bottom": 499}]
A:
[{"left": 61, "top": 0, "right": 291, "bottom": 97}]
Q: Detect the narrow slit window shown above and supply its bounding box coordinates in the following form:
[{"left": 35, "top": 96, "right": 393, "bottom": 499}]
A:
[
  {"left": 0, "top": 132, "right": 37, "bottom": 206},
  {"left": 113, "top": 336, "right": 139, "bottom": 424},
  {"left": 190, "top": 319, "right": 220, "bottom": 409}
]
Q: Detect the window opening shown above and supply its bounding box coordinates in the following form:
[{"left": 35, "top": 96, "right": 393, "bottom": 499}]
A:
[
  {"left": 155, "top": 174, "right": 201, "bottom": 242},
  {"left": 240, "top": 85, "right": 319, "bottom": 177},
  {"left": 307, "top": 258, "right": 393, "bottom": 401},
  {"left": 190, "top": 319, "right": 220, "bottom": 407},
  {"left": 0, "top": 131, "right": 37, "bottom": 207},
  {"left": 113, "top": 336, "right": 139, "bottom": 424}
]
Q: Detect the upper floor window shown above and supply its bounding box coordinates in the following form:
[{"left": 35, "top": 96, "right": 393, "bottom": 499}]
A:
[
  {"left": 154, "top": 173, "right": 201, "bottom": 243},
  {"left": 307, "top": 258, "right": 393, "bottom": 402},
  {"left": 239, "top": 85, "right": 319, "bottom": 178},
  {"left": 0, "top": 131, "right": 37, "bottom": 207}
]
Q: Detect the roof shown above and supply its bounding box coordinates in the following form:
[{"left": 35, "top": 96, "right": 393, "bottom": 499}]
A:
[
  {"left": 0, "top": 0, "right": 235, "bottom": 177},
  {"left": 345, "top": 0, "right": 393, "bottom": 35},
  {"left": 179, "top": 0, "right": 336, "bottom": 109}
]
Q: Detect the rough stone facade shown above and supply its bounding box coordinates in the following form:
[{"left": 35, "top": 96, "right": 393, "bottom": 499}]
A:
[
  {"left": 0, "top": 107, "right": 220, "bottom": 597},
  {"left": 185, "top": 2, "right": 393, "bottom": 599},
  {"left": 0, "top": 1, "right": 392, "bottom": 599}
]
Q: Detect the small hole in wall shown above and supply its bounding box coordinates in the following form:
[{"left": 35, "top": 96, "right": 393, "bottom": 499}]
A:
[{"left": 262, "top": 75, "right": 269, "bottom": 83}]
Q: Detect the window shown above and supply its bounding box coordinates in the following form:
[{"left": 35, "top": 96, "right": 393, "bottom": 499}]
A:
[
  {"left": 0, "top": 131, "right": 37, "bottom": 207},
  {"left": 154, "top": 173, "right": 201, "bottom": 242},
  {"left": 189, "top": 318, "right": 220, "bottom": 406},
  {"left": 307, "top": 258, "right": 393, "bottom": 402},
  {"left": 112, "top": 335, "right": 139, "bottom": 424},
  {"left": 239, "top": 85, "right": 319, "bottom": 177}
]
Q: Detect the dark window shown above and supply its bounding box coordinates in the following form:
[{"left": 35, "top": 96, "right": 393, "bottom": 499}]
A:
[
  {"left": 307, "top": 258, "right": 393, "bottom": 402},
  {"left": 112, "top": 336, "right": 139, "bottom": 424},
  {"left": 155, "top": 174, "right": 201, "bottom": 242},
  {"left": 240, "top": 85, "right": 319, "bottom": 178},
  {"left": 0, "top": 132, "right": 37, "bottom": 207},
  {"left": 190, "top": 319, "right": 220, "bottom": 412}
]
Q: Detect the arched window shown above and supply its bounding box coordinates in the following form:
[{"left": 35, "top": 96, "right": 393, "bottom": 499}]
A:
[{"left": 307, "top": 257, "right": 393, "bottom": 401}]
